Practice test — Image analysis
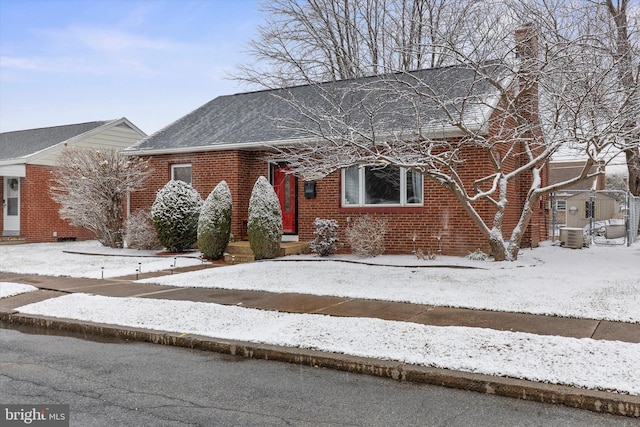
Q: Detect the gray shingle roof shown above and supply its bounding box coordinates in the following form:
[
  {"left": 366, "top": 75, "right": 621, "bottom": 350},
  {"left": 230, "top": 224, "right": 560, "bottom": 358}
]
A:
[
  {"left": 0, "top": 121, "right": 110, "bottom": 161},
  {"left": 128, "top": 63, "right": 510, "bottom": 153}
]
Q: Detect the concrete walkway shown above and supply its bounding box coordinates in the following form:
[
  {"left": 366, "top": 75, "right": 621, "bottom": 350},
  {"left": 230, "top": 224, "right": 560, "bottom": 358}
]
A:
[
  {"left": 1, "top": 269, "right": 638, "bottom": 344},
  {"left": 0, "top": 268, "right": 639, "bottom": 418}
]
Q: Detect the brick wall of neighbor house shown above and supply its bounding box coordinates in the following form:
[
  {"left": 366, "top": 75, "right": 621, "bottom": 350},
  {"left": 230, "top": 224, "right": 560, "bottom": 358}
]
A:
[
  {"left": 0, "top": 182, "right": 3, "bottom": 232},
  {"left": 21, "top": 165, "right": 95, "bottom": 242}
]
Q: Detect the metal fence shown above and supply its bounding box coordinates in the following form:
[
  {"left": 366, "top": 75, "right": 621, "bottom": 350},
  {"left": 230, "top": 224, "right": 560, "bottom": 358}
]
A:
[
  {"left": 550, "top": 190, "right": 639, "bottom": 247},
  {"left": 629, "top": 193, "right": 640, "bottom": 245}
]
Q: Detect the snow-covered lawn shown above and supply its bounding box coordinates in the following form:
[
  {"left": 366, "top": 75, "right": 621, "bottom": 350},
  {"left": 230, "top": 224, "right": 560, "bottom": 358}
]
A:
[
  {"left": 0, "top": 240, "right": 203, "bottom": 279},
  {"left": 137, "top": 241, "right": 640, "bottom": 323},
  {"left": 2, "top": 239, "right": 640, "bottom": 395}
]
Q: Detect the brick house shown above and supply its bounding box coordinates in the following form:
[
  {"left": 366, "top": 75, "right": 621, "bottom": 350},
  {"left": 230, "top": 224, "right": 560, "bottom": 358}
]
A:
[
  {"left": 125, "top": 32, "right": 548, "bottom": 256},
  {"left": 0, "top": 118, "right": 146, "bottom": 242}
]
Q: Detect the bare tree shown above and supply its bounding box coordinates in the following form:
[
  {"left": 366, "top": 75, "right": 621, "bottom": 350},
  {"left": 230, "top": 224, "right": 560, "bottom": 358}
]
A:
[
  {"left": 238, "top": 1, "right": 639, "bottom": 260},
  {"left": 604, "top": 0, "right": 640, "bottom": 195},
  {"left": 237, "top": 0, "right": 478, "bottom": 87},
  {"left": 50, "top": 148, "right": 153, "bottom": 248}
]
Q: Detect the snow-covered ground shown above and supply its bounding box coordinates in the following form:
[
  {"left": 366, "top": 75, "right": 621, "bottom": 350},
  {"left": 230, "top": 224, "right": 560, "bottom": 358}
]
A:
[
  {"left": 138, "top": 243, "right": 640, "bottom": 322},
  {"left": 0, "top": 240, "right": 203, "bottom": 279},
  {"left": 1, "top": 240, "right": 639, "bottom": 395},
  {"left": 0, "top": 282, "right": 38, "bottom": 299}
]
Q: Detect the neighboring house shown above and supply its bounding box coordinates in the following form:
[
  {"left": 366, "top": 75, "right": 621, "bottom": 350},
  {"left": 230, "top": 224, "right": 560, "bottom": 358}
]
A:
[
  {"left": 549, "top": 160, "right": 605, "bottom": 227},
  {"left": 563, "top": 191, "right": 620, "bottom": 229},
  {"left": 125, "top": 34, "right": 548, "bottom": 256},
  {"left": 0, "top": 118, "right": 146, "bottom": 242}
]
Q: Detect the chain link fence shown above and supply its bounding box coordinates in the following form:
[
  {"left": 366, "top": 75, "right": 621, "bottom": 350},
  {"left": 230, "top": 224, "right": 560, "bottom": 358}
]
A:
[{"left": 628, "top": 193, "right": 640, "bottom": 245}]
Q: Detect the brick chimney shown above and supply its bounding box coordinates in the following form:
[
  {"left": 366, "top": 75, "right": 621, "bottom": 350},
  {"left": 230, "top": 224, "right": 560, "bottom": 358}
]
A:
[
  {"left": 514, "top": 23, "right": 539, "bottom": 122},
  {"left": 514, "top": 24, "right": 545, "bottom": 248}
]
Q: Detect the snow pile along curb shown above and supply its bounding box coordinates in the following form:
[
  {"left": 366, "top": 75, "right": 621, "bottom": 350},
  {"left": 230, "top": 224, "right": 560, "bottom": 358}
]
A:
[{"left": 15, "top": 293, "right": 640, "bottom": 396}]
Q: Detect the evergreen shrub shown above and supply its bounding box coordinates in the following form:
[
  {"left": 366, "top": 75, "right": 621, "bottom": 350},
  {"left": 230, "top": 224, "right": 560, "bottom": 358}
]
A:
[
  {"left": 151, "top": 180, "right": 202, "bottom": 252},
  {"left": 198, "top": 181, "right": 233, "bottom": 259},
  {"left": 248, "top": 176, "right": 282, "bottom": 260}
]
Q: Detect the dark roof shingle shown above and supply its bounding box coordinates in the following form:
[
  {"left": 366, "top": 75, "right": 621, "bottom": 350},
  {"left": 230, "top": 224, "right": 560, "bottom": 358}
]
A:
[
  {"left": 128, "top": 63, "right": 509, "bottom": 153},
  {"left": 0, "top": 121, "right": 110, "bottom": 161}
]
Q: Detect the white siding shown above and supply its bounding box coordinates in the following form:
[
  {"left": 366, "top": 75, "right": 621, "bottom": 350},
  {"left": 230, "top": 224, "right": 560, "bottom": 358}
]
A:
[{"left": 31, "top": 122, "right": 146, "bottom": 166}]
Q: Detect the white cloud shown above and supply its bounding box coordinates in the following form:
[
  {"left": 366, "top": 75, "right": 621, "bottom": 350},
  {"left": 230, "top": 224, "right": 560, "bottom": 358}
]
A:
[
  {"left": 35, "top": 25, "right": 186, "bottom": 55},
  {"left": 1, "top": 24, "right": 191, "bottom": 78},
  {"left": 0, "top": 56, "right": 41, "bottom": 70}
]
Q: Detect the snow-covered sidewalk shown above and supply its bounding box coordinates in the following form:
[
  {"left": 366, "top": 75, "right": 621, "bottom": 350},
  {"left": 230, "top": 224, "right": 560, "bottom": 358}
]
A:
[
  {"left": 137, "top": 247, "right": 640, "bottom": 322},
  {"left": 1, "top": 240, "right": 639, "bottom": 395}
]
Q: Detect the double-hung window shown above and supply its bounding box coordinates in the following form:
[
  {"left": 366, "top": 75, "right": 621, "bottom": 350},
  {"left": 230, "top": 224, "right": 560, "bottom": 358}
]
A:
[
  {"left": 342, "top": 165, "right": 423, "bottom": 207},
  {"left": 171, "top": 164, "right": 192, "bottom": 184}
]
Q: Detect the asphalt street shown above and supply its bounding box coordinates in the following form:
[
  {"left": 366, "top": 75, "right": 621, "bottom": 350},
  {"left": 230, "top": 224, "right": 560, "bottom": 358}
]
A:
[{"left": 0, "top": 327, "right": 635, "bottom": 427}]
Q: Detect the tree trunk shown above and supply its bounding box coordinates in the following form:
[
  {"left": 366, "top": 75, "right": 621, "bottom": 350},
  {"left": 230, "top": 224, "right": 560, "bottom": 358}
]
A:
[
  {"left": 627, "top": 149, "right": 640, "bottom": 196},
  {"left": 607, "top": 0, "right": 638, "bottom": 196},
  {"left": 488, "top": 235, "right": 507, "bottom": 261}
]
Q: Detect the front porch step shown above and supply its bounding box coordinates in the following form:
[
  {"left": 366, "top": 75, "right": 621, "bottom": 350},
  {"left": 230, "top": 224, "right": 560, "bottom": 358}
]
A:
[
  {"left": 0, "top": 236, "right": 27, "bottom": 245},
  {"left": 224, "top": 241, "right": 310, "bottom": 264}
]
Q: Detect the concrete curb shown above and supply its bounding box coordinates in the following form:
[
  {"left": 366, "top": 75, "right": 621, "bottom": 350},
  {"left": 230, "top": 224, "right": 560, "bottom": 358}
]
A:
[{"left": 1, "top": 311, "right": 638, "bottom": 418}]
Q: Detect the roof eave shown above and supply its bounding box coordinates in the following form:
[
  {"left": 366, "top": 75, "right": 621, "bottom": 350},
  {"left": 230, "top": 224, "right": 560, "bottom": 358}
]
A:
[
  {"left": 123, "top": 137, "right": 322, "bottom": 156},
  {"left": 124, "top": 122, "right": 488, "bottom": 157},
  {"left": 0, "top": 158, "right": 27, "bottom": 166}
]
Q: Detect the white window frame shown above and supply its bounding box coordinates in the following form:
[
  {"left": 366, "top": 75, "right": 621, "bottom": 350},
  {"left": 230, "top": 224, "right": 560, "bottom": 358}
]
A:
[
  {"left": 555, "top": 200, "right": 566, "bottom": 211},
  {"left": 171, "top": 164, "right": 192, "bottom": 184},
  {"left": 341, "top": 166, "right": 423, "bottom": 207}
]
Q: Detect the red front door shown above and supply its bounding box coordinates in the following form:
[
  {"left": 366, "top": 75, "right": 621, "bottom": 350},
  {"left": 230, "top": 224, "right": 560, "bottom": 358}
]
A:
[{"left": 272, "top": 164, "right": 297, "bottom": 234}]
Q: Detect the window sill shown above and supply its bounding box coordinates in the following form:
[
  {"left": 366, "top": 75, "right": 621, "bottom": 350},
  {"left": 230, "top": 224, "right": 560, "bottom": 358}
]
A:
[{"left": 339, "top": 206, "right": 424, "bottom": 214}]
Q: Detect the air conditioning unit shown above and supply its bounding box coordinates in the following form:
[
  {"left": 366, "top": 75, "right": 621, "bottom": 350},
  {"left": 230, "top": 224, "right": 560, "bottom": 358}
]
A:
[{"left": 559, "top": 227, "right": 583, "bottom": 249}]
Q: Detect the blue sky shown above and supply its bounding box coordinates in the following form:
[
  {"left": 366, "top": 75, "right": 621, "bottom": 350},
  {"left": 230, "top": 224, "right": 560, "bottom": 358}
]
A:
[{"left": 0, "top": 0, "right": 263, "bottom": 135}]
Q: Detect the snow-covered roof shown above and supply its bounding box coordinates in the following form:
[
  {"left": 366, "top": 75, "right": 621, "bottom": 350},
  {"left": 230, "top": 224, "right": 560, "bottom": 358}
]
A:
[
  {"left": 127, "top": 62, "right": 511, "bottom": 155},
  {"left": 0, "top": 121, "right": 110, "bottom": 161}
]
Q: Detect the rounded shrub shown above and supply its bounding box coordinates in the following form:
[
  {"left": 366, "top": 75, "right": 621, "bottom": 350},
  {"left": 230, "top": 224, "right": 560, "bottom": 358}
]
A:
[
  {"left": 197, "top": 181, "right": 233, "bottom": 260},
  {"left": 309, "top": 218, "right": 340, "bottom": 257},
  {"left": 124, "top": 209, "right": 162, "bottom": 250},
  {"left": 151, "top": 180, "right": 202, "bottom": 252},
  {"left": 248, "top": 176, "right": 282, "bottom": 260}
]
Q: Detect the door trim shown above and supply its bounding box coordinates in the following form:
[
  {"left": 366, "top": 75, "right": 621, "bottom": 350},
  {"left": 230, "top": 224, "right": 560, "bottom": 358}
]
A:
[
  {"left": 270, "top": 163, "right": 298, "bottom": 235},
  {"left": 3, "top": 176, "right": 21, "bottom": 236}
]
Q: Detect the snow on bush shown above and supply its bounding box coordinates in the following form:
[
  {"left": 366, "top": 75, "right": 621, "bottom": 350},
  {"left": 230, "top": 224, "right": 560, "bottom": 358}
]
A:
[
  {"left": 124, "top": 209, "right": 162, "bottom": 250},
  {"left": 467, "top": 248, "right": 489, "bottom": 261},
  {"left": 50, "top": 147, "right": 152, "bottom": 248},
  {"left": 151, "top": 180, "right": 202, "bottom": 252},
  {"left": 346, "top": 215, "right": 387, "bottom": 257},
  {"left": 309, "top": 218, "right": 340, "bottom": 257},
  {"left": 197, "top": 181, "right": 233, "bottom": 260},
  {"left": 248, "top": 176, "right": 282, "bottom": 260}
]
